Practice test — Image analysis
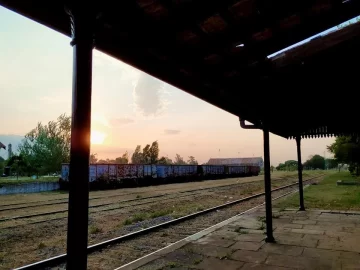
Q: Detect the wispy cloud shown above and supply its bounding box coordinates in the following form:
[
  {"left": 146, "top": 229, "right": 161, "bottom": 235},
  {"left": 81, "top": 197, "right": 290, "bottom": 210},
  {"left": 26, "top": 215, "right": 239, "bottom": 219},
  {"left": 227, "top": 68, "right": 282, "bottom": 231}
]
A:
[
  {"left": 110, "top": 117, "right": 135, "bottom": 126},
  {"left": 164, "top": 129, "right": 181, "bottom": 135},
  {"left": 133, "top": 73, "right": 167, "bottom": 117}
]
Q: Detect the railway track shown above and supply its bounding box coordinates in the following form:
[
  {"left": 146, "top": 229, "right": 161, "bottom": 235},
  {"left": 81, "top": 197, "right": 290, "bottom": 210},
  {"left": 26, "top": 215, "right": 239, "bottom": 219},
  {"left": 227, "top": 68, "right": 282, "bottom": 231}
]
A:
[
  {"left": 14, "top": 175, "right": 322, "bottom": 270},
  {"left": 0, "top": 176, "right": 304, "bottom": 225},
  {"left": 0, "top": 174, "right": 300, "bottom": 212}
]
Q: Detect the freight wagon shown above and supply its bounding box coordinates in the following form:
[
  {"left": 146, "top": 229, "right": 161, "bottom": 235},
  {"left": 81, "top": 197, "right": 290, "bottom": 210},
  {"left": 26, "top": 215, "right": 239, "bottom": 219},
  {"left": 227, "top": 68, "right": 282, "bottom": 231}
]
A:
[{"left": 59, "top": 163, "right": 260, "bottom": 189}]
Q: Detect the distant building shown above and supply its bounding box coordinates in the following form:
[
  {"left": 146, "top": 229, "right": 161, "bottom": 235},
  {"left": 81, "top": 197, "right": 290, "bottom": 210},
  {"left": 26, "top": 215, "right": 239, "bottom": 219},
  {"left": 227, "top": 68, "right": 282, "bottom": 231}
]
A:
[{"left": 207, "top": 157, "right": 264, "bottom": 168}]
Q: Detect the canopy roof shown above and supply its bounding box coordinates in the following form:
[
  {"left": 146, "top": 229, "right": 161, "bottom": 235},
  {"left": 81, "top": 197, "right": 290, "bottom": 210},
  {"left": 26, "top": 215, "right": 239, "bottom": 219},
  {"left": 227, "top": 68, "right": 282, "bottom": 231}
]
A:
[{"left": 1, "top": 0, "right": 360, "bottom": 138}]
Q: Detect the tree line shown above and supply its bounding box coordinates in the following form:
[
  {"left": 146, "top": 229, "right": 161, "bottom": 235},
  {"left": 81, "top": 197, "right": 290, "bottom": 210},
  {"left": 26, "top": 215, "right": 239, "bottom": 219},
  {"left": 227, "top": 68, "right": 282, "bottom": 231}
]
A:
[
  {"left": 276, "top": 135, "right": 360, "bottom": 175},
  {"left": 276, "top": 155, "right": 339, "bottom": 171},
  {"left": 1, "top": 114, "right": 198, "bottom": 177},
  {"left": 90, "top": 141, "right": 198, "bottom": 165}
]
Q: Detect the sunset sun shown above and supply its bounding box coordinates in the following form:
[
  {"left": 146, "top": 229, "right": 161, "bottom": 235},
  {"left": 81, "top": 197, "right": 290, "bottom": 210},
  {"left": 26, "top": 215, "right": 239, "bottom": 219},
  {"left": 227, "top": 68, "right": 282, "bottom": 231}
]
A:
[{"left": 91, "top": 130, "right": 106, "bottom": 145}]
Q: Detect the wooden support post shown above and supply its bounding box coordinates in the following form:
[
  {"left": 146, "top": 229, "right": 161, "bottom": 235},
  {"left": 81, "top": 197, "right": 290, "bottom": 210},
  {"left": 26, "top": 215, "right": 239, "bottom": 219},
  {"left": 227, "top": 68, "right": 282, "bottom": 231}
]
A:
[
  {"left": 263, "top": 127, "right": 275, "bottom": 243},
  {"left": 66, "top": 7, "right": 94, "bottom": 270},
  {"left": 296, "top": 136, "right": 305, "bottom": 211}
]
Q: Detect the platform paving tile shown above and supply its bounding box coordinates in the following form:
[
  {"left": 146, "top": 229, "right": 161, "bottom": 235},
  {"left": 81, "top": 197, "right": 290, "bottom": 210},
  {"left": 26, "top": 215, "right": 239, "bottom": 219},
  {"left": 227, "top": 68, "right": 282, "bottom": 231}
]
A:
[
  {"left": 274, "top": 227, "right": 293, "bottom": 233},
  {"left": 240, "top": 263, "right": 292, "bottom": 270},
  {"left": 317, "top": 221, "right": 356, "bottom": 227},
  {"left": 317, "top": 236, "right": 360, "bottom": 252},
  {"left": 265, "top": 253, "right": 337, "bottom": 269},
  {"left": 191, "top": 257, "right": 244, "bottom": 270},
  {"left": 303, "top": 224, "right": 338, "bottom": 231},
  {"left": 124, "top": 208, "right": 360, "bottom": 270},
  {"left": 230, "top": 250, "right": 268, "bottom": 264},
  {"left": 234, "top": 233, "right": 265, "bottom": 242},
  {"left": 302, "top": 233, "right": 331, "bottom": 242},
  {"left": 230, "top": 240, "right": 265, "bottom": 251},
  {"left": 291, "top": 228, "right": 324, "bottom": 235},
  {"left": 211, "top": 228, "right": 241, "bottom": 240},
  {"left": 343, "top": 227, "right": 360, "bottom": 233},
  {"left": 274, "top": 233, "right": 319, "bottom": 248},
  {"left": 302, "top": 247, "right": 342, "bottom": 258},
  {"left": 229, "top": 218, "right": 262, "bottom": 230},
  {"left": 281, "top": 223, "right": 303, "bottom": 229},
  {"left": 260, "top": 243, "right": 303, "bottom": 256},
  {"left": 292, "top": 219, "right": 317, "bottom": 225},
  {"left": 325, "top": 230, "right": 354, "bottom": 238},
  {"left": 182, "top": 243, "right": 232, "bottom": 259},
  {"left": 195, "top": 235, "right": 235, "bottom": 248}
]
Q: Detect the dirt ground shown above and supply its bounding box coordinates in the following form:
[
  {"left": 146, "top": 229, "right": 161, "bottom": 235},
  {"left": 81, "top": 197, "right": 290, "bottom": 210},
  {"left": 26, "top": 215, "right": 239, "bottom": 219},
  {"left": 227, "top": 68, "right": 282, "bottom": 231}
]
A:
[{"left": 0, "top": 171, "right": 321, "bottom": 269}]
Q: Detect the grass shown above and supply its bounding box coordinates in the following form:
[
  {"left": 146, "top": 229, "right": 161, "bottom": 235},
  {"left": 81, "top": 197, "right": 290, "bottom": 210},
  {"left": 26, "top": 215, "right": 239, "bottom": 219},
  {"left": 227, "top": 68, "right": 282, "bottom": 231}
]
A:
[
  {"left": 0, "top": 176, "right": 59, "bottom": 186},
  {"left": 234, "top": 226, "right": 248, "bottom": 234},
  {"left": 167, "top": 262, "right": 178, "bottom": 268},
  {"left": 123, "top": 209, "right": 173, "bottom": 226},
  {"left": 275, "top": 172, "right": 360, "bottom": 211},
  {"left": 37, "top": 242, "right": 46, "bottom": 249},
  {"left": 89, "top": 225, "right": 103, "bottom": 234},
  {"left": 0, "top": 252, "right": 6, "bottom": 263},
  {"left": 149, "top": 209, "right": 172, "bottom": 219},
  {"left": 123, "top": 213, "right": 148, "bottom": 225}
]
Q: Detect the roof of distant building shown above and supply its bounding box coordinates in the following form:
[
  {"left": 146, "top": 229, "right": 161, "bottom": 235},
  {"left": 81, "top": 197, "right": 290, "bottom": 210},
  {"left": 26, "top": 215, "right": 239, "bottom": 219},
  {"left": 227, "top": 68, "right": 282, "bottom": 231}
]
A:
[{"left": 207, "top": 157, "right": 263, "bottom": 166}]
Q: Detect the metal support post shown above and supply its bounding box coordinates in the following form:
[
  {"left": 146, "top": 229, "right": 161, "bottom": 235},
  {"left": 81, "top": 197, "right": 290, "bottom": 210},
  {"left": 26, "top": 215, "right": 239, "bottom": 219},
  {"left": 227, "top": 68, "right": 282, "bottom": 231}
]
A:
[
  {"left": 296, "top": 136, "right": 305, "bottom": 211},
  {"left": 263, "top": 127, "right": 275, "bottom": 243},
  {"left": 66, "top": 7, "right": 94, "bottom": 270}
]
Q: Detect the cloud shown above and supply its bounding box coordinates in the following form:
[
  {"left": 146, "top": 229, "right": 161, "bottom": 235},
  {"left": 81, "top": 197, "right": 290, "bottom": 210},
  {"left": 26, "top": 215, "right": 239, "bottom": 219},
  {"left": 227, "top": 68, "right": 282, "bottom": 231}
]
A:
[
  {"left": 110, "top": 118, "right": 135, "bottom": 126},
  {"left": 164, "top": 129, "right": 181, "bottom": 135},
  {"left": 133, "top": 73, "right": 167, "bottom": 116}
]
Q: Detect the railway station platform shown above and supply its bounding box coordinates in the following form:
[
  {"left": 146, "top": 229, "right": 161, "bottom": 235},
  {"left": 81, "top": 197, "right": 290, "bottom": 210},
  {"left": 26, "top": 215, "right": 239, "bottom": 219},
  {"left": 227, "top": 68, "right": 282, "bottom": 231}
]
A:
[{"left": 116, "top": 207, "right": 360, "bottom": 270}]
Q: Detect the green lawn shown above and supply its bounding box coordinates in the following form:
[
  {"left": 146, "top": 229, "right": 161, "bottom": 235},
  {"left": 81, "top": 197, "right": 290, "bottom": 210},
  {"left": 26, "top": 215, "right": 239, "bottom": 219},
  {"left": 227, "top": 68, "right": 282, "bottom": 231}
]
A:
[
  {"left": 275, "top": 172, "right": 360, "bottom": 211},
  {"left": 0, "top": 176, "right": 59, "bottom": 186}
]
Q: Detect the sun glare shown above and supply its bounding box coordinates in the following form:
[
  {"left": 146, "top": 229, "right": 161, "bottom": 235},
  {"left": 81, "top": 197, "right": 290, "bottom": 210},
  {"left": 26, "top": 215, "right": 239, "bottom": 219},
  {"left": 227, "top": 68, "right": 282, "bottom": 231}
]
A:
[{"left": 91, "top": 130, "right": 106, "bottom": 145}]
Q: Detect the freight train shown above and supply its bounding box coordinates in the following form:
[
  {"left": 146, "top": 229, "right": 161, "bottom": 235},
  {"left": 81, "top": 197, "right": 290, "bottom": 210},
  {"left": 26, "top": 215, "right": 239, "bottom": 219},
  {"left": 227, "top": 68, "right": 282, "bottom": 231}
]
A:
[{"left": 59, "top": 163, "right": 260, "bottom": 189}]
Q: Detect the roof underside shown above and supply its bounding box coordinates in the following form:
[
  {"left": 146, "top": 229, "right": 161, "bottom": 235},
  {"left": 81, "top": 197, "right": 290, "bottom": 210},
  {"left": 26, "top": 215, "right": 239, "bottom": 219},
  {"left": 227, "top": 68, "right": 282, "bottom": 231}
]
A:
[{"left": 1, "top": 0, "right": 360, "bottom": 139}]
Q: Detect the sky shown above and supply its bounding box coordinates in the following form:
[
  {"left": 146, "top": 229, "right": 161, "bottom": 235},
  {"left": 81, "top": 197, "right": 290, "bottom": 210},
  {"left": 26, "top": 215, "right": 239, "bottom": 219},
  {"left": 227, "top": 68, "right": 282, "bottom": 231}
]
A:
[{"left": 0, "top": 6, "right": 338, "bottom": 165}]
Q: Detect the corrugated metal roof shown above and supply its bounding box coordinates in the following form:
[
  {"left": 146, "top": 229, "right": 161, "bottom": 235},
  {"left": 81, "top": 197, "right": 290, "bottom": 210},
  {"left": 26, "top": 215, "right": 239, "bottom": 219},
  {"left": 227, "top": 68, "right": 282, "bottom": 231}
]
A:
[{"left": 207, "top": 157, "right": 263, "bottom": 166}]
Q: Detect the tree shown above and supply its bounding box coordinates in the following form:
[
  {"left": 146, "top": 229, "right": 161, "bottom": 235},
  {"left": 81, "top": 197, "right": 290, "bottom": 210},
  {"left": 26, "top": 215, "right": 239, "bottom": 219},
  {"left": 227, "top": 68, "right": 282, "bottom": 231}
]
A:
[
  {"left": 7, "top": 155, "right": 27, "bottom": 179},
  {"left": 303, "top": 155, "right": 325, "bottom": 170},
  {"left": 18, "top": 114, "right": 71, "bottom": 176},
  {"left": 326, "top": 158, "right": 338, "bottom": 169},
  {"left": 158, "top": 156, "right": 173, "bottom": 164},
  {"left": 174, "top": 154, "right": 186, "bottom": 165},
  {"left": 328, "top": 135, "right": 360, "bottom": 175},
  {"left": 115, "top": 151, "right": 129, "bottom": 164},
  {"left": 131, "top": 145, "right": 143, "bottom": 164},
  {"left": 149, "top": 141, "right": 159, "bottom": 164},
  {"left": 276, "top": 160, "right": 298, "bottom": 171},
  {"left": 0, "top": 156, "right": 4, "bottom": 174},
  {"left": 90, "top": 153, "right": 98, "bottom": 164},
  {"left": 187, "top": 156, "right": 198, "bottom": 165},
  {"left": 142, "top": 144, "right": 151, "bottom": 163}
]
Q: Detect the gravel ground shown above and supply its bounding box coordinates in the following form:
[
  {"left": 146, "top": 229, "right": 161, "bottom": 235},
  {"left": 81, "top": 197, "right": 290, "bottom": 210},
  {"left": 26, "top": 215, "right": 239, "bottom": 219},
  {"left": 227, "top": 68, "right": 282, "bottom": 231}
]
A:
[{"left": 0, "top": 173, "right": 322, "bottom": 269}]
